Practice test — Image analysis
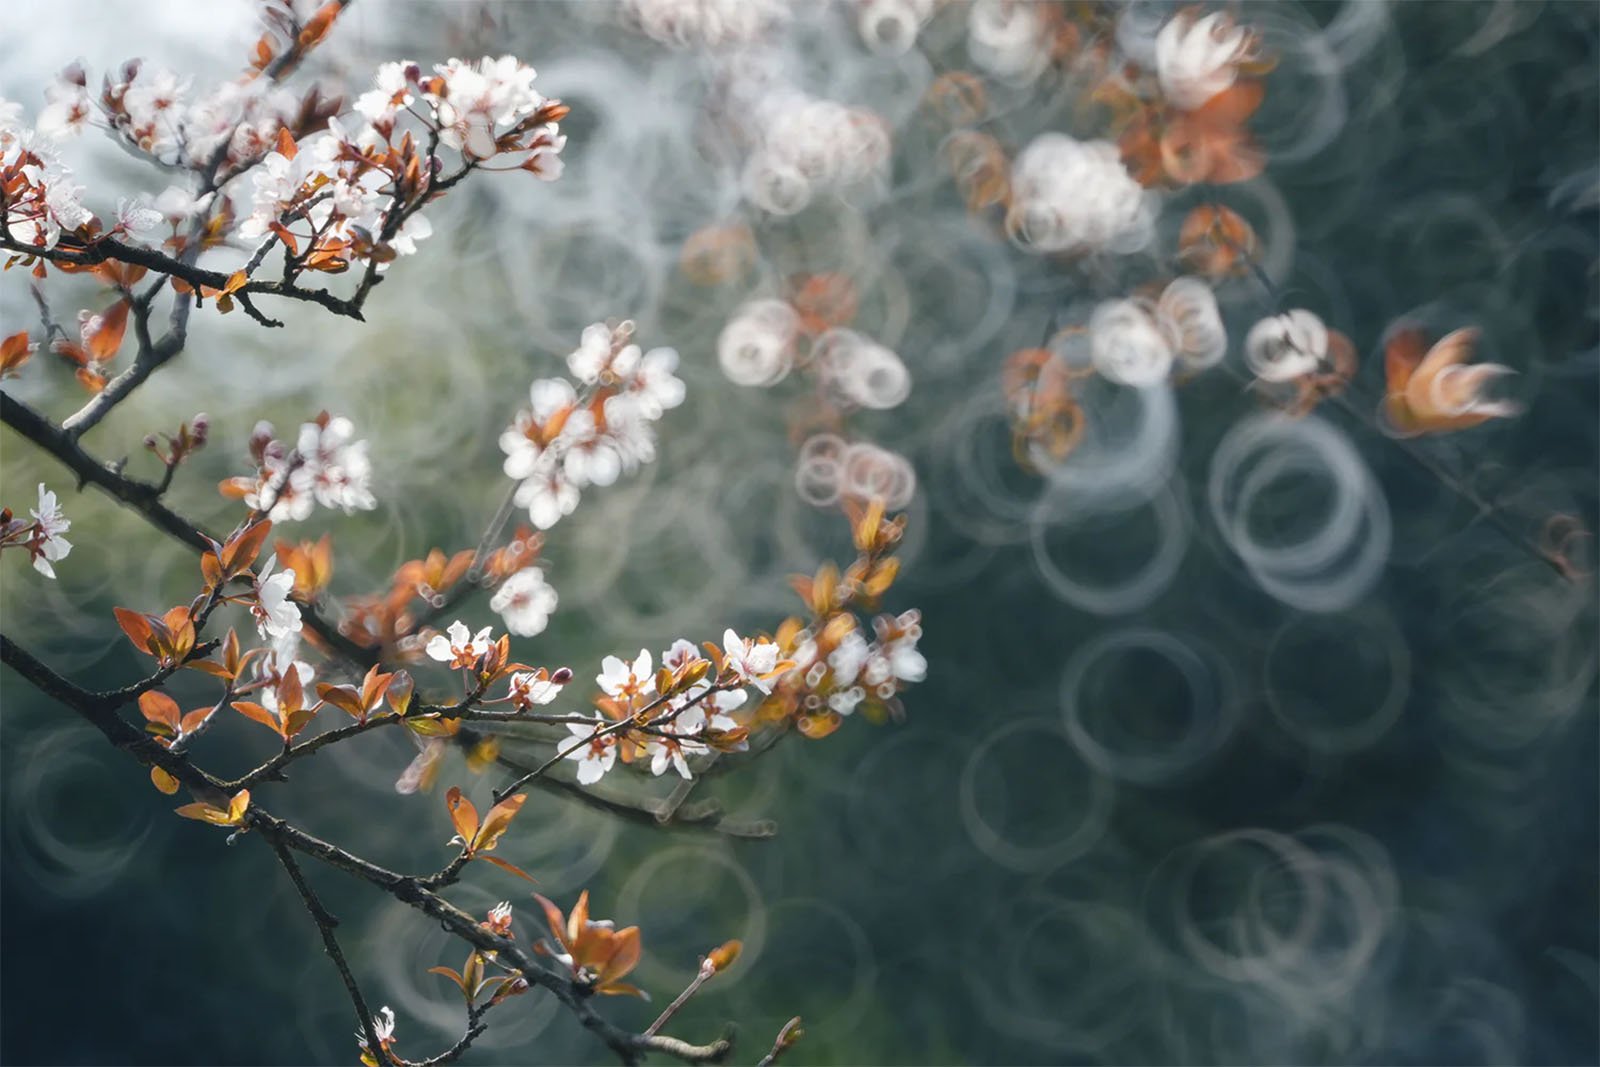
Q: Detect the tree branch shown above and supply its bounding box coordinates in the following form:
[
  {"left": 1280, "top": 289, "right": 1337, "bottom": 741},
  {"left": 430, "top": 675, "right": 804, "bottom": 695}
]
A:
[
  {"left": 266, "top": 834, "right": 393, "bottom": 1067},
  {"left": 1, "top": 391, "right": 376, "bottom": 665}
]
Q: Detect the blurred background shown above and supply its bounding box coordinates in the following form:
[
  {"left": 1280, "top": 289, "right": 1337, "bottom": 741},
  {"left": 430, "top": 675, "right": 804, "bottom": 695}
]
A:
[{"left": 1, "top": 1, "right": 1596, "bottom": 1064}]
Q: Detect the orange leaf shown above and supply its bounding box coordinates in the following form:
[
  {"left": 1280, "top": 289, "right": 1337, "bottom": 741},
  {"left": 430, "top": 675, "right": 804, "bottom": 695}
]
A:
[
  {"left": 283, "top": 706, "right": 319, "bottom": 738},
  {"left": 113, "top": 607, "right": 154, "bottom": 654},
  {"left": 316, "top": 683, "right": 366, "bottom": 720},
  {"left": 297, "top": 1, "right": 342, "bottom": 48},
  {"left": 388, "top": 670, "right": 414, "bottom": 716},
  {"left": 232, "top": 700, "right": 283, "bottom": 735},
  {"left": 87, "top": 300, "right": 130, "bottom": 364},
  {"left": 1193, "top": 80, "right": 1265, "bottom": 127},
  {"left": 275, "top": 126, "right": 297, "bottom": 160},
  {"left": 0, "top": 330, "right": 33, "bottom": 376},
  {"left": 445, "top": 786, "right": 480, "bottom": 849},
  {"left": 201, "top": 549, "right": 224, "bottom": 590},
  {"left": 150, "top": 766, "right": 180, "bottom": 795},
  {"left": 594, "top": 981, "right": 646, "bottom": 998},
  {"left": 533, "top": 894, "right": 571, "bottom": 957},
  {"left": 186, "top": 658, "right": 234, "bottom": 681},
  {"left": 175, "top": 801, "right": 222, "bottom": 823},
  {"left": 222, "top": 520, "right": 274, "bottom": 574},
  {"left": 427, "top": 966, "right": 467, "bottom": 993},
  {"left": 138, "top": 691, "right": 182, "bottom": 731},
  {"left": 595, "top": 926, "right": 642, "bottom": 987},
  {"left": 473, "top": 793, "right": 526, "bottom": 852},
  {"left": 477, "top": 854, "right": 536, "bottom": 882},
  {"left": 218, "top": 477, "right": 255, "bottom": 501}
]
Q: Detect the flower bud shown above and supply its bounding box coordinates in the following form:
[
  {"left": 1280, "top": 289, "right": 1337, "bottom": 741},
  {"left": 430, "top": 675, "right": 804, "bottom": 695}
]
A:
[{"left": 706, "top": 939, "right": 742, "bottom": 973}]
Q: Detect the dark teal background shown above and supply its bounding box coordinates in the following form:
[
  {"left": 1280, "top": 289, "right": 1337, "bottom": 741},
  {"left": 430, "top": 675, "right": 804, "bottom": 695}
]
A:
[{"left": 2, "top": 2, "right": 1596, "bottom": 1064}]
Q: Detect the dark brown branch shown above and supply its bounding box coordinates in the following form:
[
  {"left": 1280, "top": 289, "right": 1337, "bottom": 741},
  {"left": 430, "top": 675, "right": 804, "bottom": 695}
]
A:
[
  {"left": 246, "top": 809, "right": 734, "bottom": 1066},
  {"left": 266, "top": 834, "right": 393, "bottom": 1067},
  {"left": 0, "top": 391, "right": 375, "bottom": 664},
  {"left": 399, "top": 1012, "right": 489, "bottom": 1067},
  {"left": 0, "top": 634, "right": 225, "bottom": 800}
]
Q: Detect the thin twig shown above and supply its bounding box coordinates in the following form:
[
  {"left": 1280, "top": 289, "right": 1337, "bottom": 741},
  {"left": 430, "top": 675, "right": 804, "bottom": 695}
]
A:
[
  {"left": 266, "top": 834, "right": 393, "bottom": 1067},
  {"left": 755, "top": 1018, "right": 803, "bottom": 1067}
]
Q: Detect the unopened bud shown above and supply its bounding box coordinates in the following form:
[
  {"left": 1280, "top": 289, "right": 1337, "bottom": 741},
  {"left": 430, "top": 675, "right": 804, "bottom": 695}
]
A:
[
  {"left": 143, "top": 434, "right": 160, "bottom": 452},
  {"left": 706, "top": 939, "right": 742, "bottom": 974},
  {"left": 551, "top": 666, "right": 573, "bottom": 684},
  {"left": 190, "top": 413, "right": 210, "bottom": 446},
  {"left": 248, "top": 420, "right": 275, "bottom": 463}
]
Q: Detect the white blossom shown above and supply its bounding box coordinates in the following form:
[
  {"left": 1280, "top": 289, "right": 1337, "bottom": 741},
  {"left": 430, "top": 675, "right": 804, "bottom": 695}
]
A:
[
  {"left": 426, "top": 620, "right": 495, "bottom": 667},
  {"left": 1090, "top": 299, "right": 1175, "bottom": 387},
  {"left": 509, "top": 669, "right": 565, "bottom": 707},
  {"left": 597, "top": 650, "right": 654, "bottom": 702},
  {"left": 565, "top": 715, "right": 617, "bottom": 784},
  {"left": 1155, "top": 11, "right": 1252, "bottom": 111},
  {"left": 296, "top": 416, "right": 377, "bottom": 514},
  {"left": 490, "top": 567, "right": 558, "bottom": 637},
  {"left": 1008, "top": 134, "right": 1153, "bottom": 255},
  {"left": 1245, "top": 309, "right": 1328, "bottom": 382},
  {"left": 253, "top": 554, "right": 302, "bottom": 639},
  {"left": 722, "top": 629, "right": 780, "bottom": 693},
  {"left": 1156, "top": 277, "right": 1228, "bottom": 370},
  {"left": 27, "top": 483, "right": 72, "bottom": 578},
  {"left": 513, "top": 468, "right": 581, "bottom": 531}
]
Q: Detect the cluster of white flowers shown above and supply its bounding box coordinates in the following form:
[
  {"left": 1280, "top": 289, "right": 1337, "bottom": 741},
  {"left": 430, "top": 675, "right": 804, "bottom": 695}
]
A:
[
  {"left": 794, "top": 433, "right": 917, "bottom": 511},
  {"left": 242, "top": 415, "right": 378, "bottom": 523},
  {"left": 500, "top": 321, "right": 685, "bottom": 531},
  {"left": 624, "top": 0, "right": 792, "bottom": 49},
  {"left": 791, "top": 609, "right": 925, "bottom": 717},
  {"left": 1007, "top": 134, "right": 1155, "bottom": 256},
  {"left": 567, "top": 631, "right": 773, "bottom": 785},
  {"left": 1154, "top": 10, "right": 1254, "bottom": 111},
  {"left": 373, "top": 56, "right": 564, "bottom": 168},
  {"left": 1089, "top": 277, "right": 1228, "bottom": 387},
  {"left": 1244, "top": 309, "right": 1331, "bottom": 383},
  {"left": 38, "top": 59, "right": 303, "bottom": 172},
  {"left": 239, "top": 56, "right": 563, "bottom": 262},
  {"left": 2, "top": 484, "right": 74, "bottom": 578},
  {"left": 741, "top": 91, "right": 890, "bottom": 216},
  {"left": 0, "top": 99, "right": 94, "bottom": 250},
  {"left": 489, "top": 566, "right": 558, "bottom": 637},
  {"left": 967, "top": 0, "right": 1054, "bottom": 84}
]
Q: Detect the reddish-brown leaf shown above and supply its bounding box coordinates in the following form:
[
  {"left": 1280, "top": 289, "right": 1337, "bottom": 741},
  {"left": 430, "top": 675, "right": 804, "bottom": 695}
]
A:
[
  {"left": 232, "top": 700, "right": 282, "bottom": 735},
  {"left": 222, "top": 520, "right": 274, "bottom": 575},
  {"left": 113, "top": 607, "right": 154, "bottom": 654},
  {"left": 138, "top": 691, "right": 182, "bottom": 731},
  {"left": 87, "top": 300, "right": 130, "bottom": 364}
]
